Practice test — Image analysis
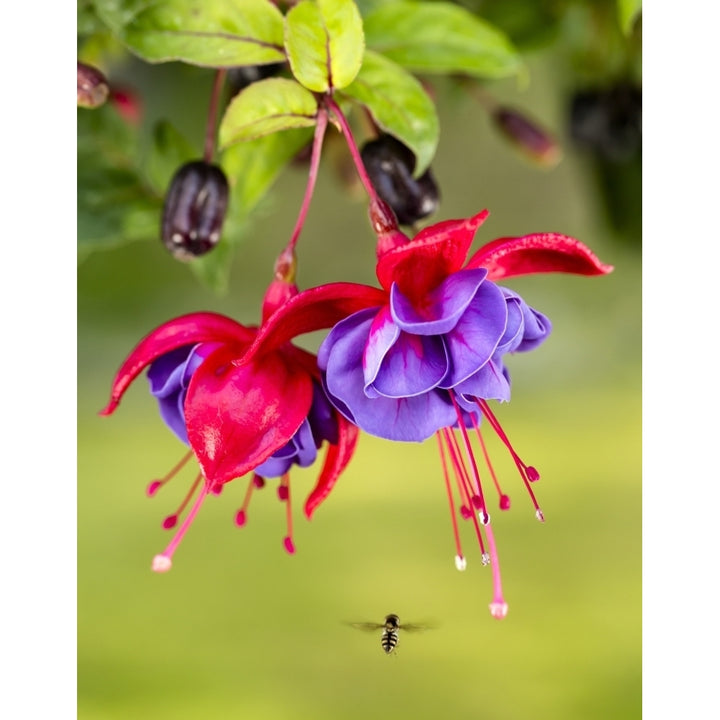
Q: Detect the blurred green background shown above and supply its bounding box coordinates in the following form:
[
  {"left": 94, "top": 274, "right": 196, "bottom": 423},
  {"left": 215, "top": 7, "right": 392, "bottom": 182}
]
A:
[{"left": 78, "top": 46, "right": 641, "bottom": 720}]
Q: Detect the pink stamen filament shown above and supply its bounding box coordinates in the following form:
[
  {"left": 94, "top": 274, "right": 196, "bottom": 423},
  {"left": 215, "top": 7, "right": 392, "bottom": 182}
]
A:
[
  {"left": 152, "top": 481, "right": 211, "bottom": 572},
  {"left": 477, "top": 399, "right": 543, "bottom": 518},
  {"left": 449, "top": 394, "right": 490, "bottom": 523},
  {"left": 441, "top": 428, "right": 487, "bottom": 556},
  {"left": 325, "top": 97, "right": 384, "bottom": 208},
  {"left": 280, "top": 474, "right": 295, "bottom": 554},
  {"left": 469, "top": 413, "right": 510, "bottom": 508},
  {"left": 147, "top": 450, "right": 194, "bottom": 496},
  {"left": 235, "top": 473, "right": 264, "bottom": 527},
  {"left": 436, "top": 432, "right": 464, "bottom": 567},
  {"left": 286, "top": 107, "right": 329, "bottom": 253},
  {"left": 162, "top": 472, "right": 203, "bottom": 529},
  {"left": 482, "top": 521, "right": 508, "bottom": 619}
]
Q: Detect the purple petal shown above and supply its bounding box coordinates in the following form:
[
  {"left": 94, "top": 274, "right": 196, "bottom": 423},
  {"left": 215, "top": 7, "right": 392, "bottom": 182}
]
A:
[
  {"left": 439, "top": 281, "right": 508, "bottom": 387},
  {"left": 389, "top": 268, "right": 488, "bottom": 335},
  {"left": 367, "top": 331, "right": 448, "bottom": 398},
  {"left": 147, "top": 344, "right": 208, "bottom": 445},
  {"left": 454, "top": 359, "right": 512, "bottom": 404},
  {"left": 362, "top": 306, "right": 400, "bottom": 391},
  {"left": 497, "top": 287, "right": 552, "bottom": 353},
  {"left": 320, "top": 309, "right": 457, "bottom": 441},
  {"left": 307, "top": 381, "right": 339, "bottom": 447},
  {"left": 255, "top": 418, "right": 318, "bottom": 479}
]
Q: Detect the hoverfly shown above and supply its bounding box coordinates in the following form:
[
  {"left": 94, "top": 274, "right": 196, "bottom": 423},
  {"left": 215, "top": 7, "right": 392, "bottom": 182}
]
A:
[{"left": 347, "top": 614, "right": 433, "bottom": 655}]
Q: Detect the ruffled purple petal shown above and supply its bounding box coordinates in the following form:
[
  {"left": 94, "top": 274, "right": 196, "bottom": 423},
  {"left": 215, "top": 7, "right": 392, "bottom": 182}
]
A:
[
  {"left": 389, "top": 268, "right": 488, "bottom": 335},
  {"left": 320, "top": 308, "right": 457, "bottom": 441},
  {"left": 147, "top": 344, "right": 208, "bottom": 445},
  {"left": 368, "top": 330, "right": 447, "bottom": 398},
  {"left": 454, "top": 359, "right": 512, "bottom": 405},
  {"left": 497, "top": 287, "right": 552, "bottom": 353},
  {"left": 362, "top": 306, "right": 400, "bottom": 393},
  {"left": 307, "top": 381, "right": 339, "bottom": 447},
  {"left": 439, "top": 280, "right": 508, "bottom": 387},
  {"left": 255, "top": 418, "right": 318, "bottom": 479}
]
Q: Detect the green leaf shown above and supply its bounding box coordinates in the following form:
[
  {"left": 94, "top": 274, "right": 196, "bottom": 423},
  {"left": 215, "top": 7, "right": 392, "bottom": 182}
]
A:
[
  {"left": 218, "top": 77, "right": 317, "bottom": 148},
  {"left": 95, "top": 0, "right": 286, "bottom": 67},
  {"left": 339, "top": 50, "right": 438, "bottom": 175},
  {"left": 221, "top": 126, "right": 314, "bottom": 213},
  {"left": 617, "top": 0, "right": 641, "bottom": 35},
  {"left": 285, "top": 0, "right": 364, "bottom": 92},
  {"left": 363, "top": 1, "right": 523, "bottom": 79}
]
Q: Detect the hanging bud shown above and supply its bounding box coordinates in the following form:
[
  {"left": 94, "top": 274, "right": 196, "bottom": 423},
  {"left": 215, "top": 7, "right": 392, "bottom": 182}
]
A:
[
  {"left": 361, "top": 134, "right": 440, "bottom": 226},
  {"left": 77, "top": 61, "right": 109, "bottom": 109},
  {"left": 492, "top": 107, "right": 562, "bottom": 168},
  {"left": 227, "top": 62, "right": 286, "bottom": 98},
  {"left": 161, "top": 161, "right": 229, "bottom": 261}
]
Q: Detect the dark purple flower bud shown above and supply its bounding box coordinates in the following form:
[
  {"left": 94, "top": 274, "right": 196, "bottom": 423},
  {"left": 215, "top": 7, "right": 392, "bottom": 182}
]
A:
[
  {"left": 361, "top": 134, "right": 440, "bottom": 226},
  {"left": 161, "top": 160, "right": 229, "bottom": 260},
  {"left": 227, "top": 62, "right": 286, "bottom": 97},
  {"left": 492, "top": 107, "right": 561, "bottom": 167},
  {"left": 570, "top": 82, "right": 642, "bottom": 162},
  {"left": 77, "top": 61, "right": 109, "bottom": 109}
]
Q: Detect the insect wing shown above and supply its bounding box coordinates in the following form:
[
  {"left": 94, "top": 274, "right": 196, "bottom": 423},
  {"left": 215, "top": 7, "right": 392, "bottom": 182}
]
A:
[
  {"left": 347, "top": 621, "right": 385, "bottom": 632},
  {"left": 399, "top": 622, "right": 434, "bottom": 633}
]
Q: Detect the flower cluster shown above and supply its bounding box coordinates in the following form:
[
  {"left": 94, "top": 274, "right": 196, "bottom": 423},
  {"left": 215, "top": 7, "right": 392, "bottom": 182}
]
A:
[{"left": 102, "top": 95, "right": 612, "bottom": 618}]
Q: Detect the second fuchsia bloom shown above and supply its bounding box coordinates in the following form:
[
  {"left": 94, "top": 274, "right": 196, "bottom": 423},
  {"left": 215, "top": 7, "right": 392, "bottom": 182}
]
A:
[
  {"left": 238, "top": 209, "right": 612, "bottom": 618},
  {"left": 101, "top": 269, "right": 385, "bottom": 571}
]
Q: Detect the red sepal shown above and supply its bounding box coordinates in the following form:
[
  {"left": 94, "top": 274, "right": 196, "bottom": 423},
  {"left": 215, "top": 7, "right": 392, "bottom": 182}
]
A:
[
  {"left": 241, "top": 283, "right": 387, "bottom": 365},
  {"left": 100, "top": 312, "right": 256, "bottom": 415},
  {"left": 304, "top": 412, "right": 360, "bottom": 519},
  {"left": 376, "top": 210, "right": 489, "bottom": 300},
  {"left": 186, "top": 345, "right": 314, "bottom": 486},
  {"left": 466, "top": 233, "right": 614, "bottom": 280}
]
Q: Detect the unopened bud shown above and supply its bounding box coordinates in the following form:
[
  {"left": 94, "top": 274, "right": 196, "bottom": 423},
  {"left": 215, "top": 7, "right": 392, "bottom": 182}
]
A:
[
  {"left": 492, "top": 107, "right": 561, "bottom": 167},
  {"left": 77, "top": 61, "right": 109, "bottom": 109},
  {"left": 161, "top": 160, "right": 229, "bottom": 261},
  {"left": 362, "top": 134, "right": 440, "bottom": 226}
]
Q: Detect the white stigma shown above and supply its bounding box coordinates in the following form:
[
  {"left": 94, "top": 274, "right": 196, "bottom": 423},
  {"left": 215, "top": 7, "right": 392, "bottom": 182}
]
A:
[
  {"left": 152, "top": 555, "right": 172, "bottom": 573},
  {"left": 535, "top": 509, "right": 545, "bottom": 522},
  {"left": 481, "top": 552, "right": 491, "bottom": 566},
  {"left": 489, "top": 601, "right": 509, "bottom": 620},
  {"left": 455, "top": 554, "right": 467, "bottom": 571}
]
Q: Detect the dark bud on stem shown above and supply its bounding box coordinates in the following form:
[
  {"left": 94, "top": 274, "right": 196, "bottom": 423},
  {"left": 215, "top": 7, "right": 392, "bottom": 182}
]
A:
[
  {"left": 492, "top": 107, "right": 561, "bottom": 167},
  {"left": 161, "top": 161, "right": 229, "bottom": 261},
  {"left": 361, "top": 134, "right": 440, "bottom": 226},
  {"left": 227, "top": 62, "right": 286, "bottom": 97},
  {"left": 77, "top": 61, "right": 109, "bottom": 109},
  {"left": 569, "top": 82, "right": 642, "bottom": 162}
]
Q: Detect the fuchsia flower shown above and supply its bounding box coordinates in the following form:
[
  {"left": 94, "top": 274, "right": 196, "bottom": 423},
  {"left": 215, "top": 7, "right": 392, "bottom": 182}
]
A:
[
  {"left": 238, "top": 209, "right": 612, "bottom": 618},
  {"left": 101, "top": 268, "right": 384, "bottom": 571}
]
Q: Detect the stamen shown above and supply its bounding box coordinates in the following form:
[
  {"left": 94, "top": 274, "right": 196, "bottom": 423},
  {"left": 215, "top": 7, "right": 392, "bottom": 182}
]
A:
[
  {"left": 477, "top": 399, "right": 544, "bottom": 518},
  {"left": 441, "top": 428, "right": 487, "bottom": 556},
  {"left": 235, "top": 473, "right": 264, "bottom": 527},
  {"left": 482, "top": 521, "right": 508, "bottom": 620},
  {"left": 146, "top": 450, "right": 194, "bottom": 497},
  {"left": 162, "top": 473, "right": 203, "bottom": 529},
  {"left": 280, "top": 474, "right": 295, "bottom": 555},
  {"left": 470, "top": 417, "right": 511, "bottom": 509},
  {"left": 152, "top": 480, "right": 211, "bottom": 573},
  {"left": 449, "top": 393, "right": 490, "bottom": 519},
  {"left": 436, "top": 432, "right": 464, "bottom": 567}
]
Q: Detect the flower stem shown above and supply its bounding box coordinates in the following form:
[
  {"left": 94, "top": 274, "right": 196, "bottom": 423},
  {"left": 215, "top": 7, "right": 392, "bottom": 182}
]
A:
[
  {"left": 286, "top": 106, "right": 329, "bottom": 253},
  {"left": 203, "top": 69, "right": 227, "bottom": 163},
  {"left": 325, "top": 97, "right": 382, "bottom": 206}
]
